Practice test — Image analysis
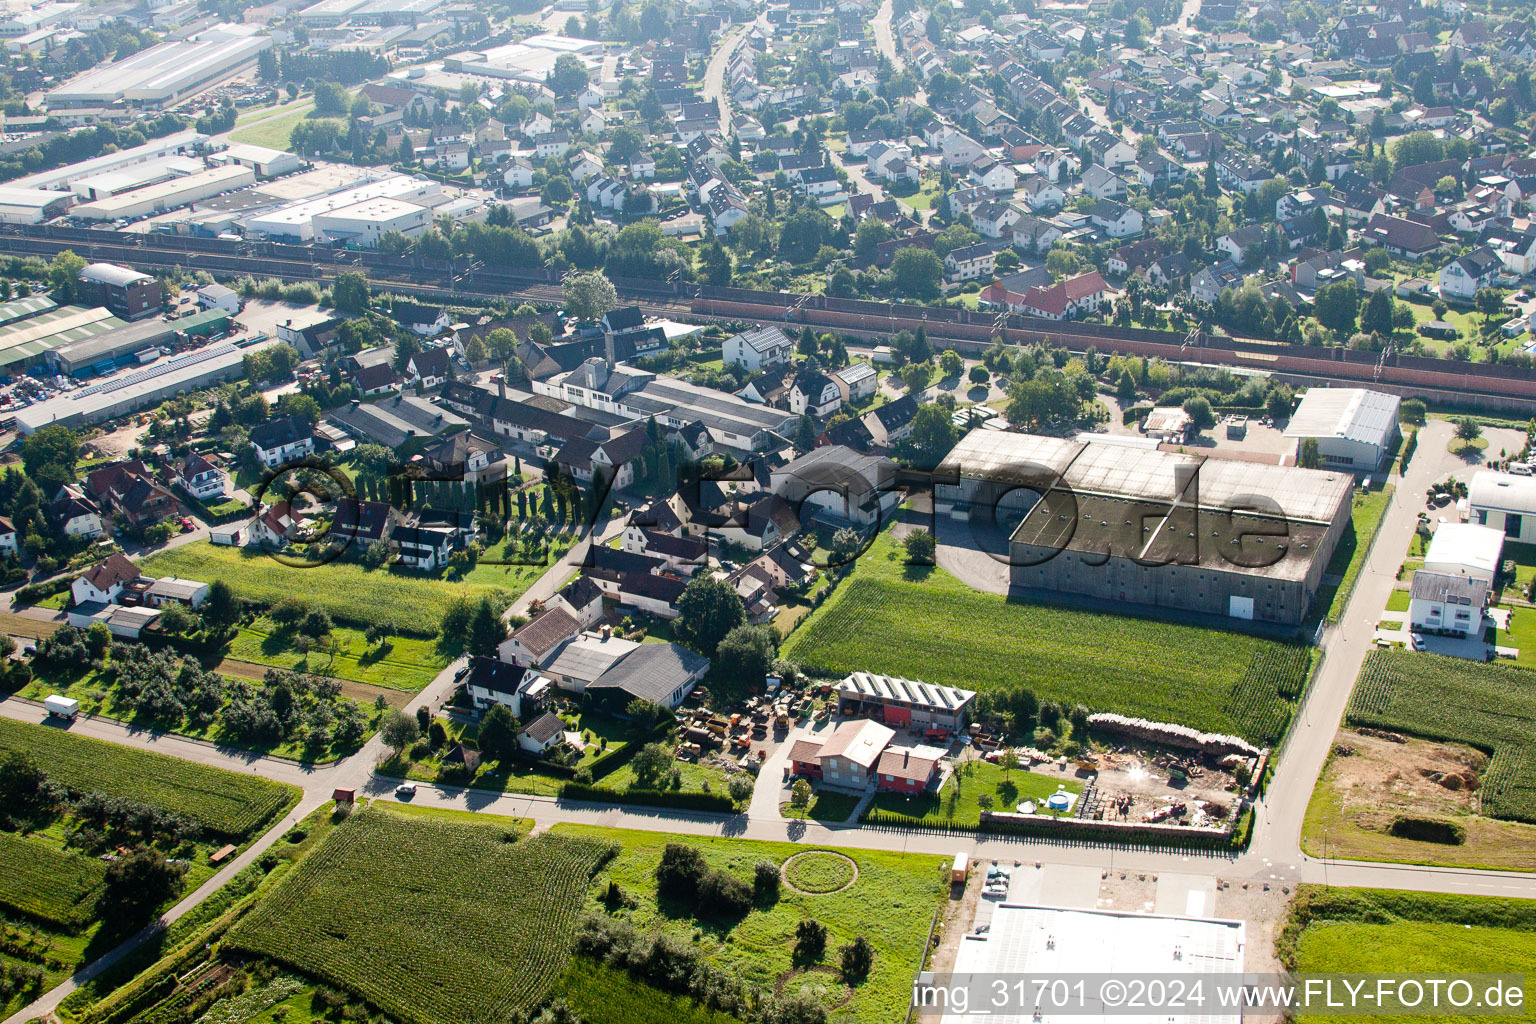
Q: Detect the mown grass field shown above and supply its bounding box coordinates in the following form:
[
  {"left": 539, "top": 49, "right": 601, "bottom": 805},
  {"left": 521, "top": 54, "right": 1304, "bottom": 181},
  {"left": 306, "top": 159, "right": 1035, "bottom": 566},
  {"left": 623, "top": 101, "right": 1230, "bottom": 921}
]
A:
[
  {"left": 1348, "top": 651, "right": 1536, "bottom": 822},
  {"left": 139, "top": 542, "right": 520, "bottom": 636},
  {"left": 1286, "top": 887, "right": 1536, "bottom": 1024},
  {"left": 783, "top": 532, "right": 1314, "bottom": 744},
  {"left": 555, "top": 825, "right": 948, "bottom": 1024},
  {"left": 0, "top": 832, "right": 106, "bottom": 929},
  {"left": 228, "top": 618, "right": 448, "bottom": 691},
  {"left": 864, "top": 761, "right": 1080, "bottom": 828},
  {"left": 228, "top": 806, "right": 612, "bottom": 1024},
  {"left": 0, "top": 718, "right": 297, "bottom": 839}
]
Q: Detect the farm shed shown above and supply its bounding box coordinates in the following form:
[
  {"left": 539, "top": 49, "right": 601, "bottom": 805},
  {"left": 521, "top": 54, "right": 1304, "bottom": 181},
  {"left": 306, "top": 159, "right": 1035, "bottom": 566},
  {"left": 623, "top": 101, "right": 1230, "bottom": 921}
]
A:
[{"left": 836, "top": 672, "right": 977, "bottom": 733}]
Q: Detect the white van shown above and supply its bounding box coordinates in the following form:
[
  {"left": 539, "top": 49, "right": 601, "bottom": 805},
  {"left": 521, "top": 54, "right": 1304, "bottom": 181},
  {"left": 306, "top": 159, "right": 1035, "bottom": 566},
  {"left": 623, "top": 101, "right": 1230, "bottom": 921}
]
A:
[{"left": 1511, "top": 462, "right": 1533, "bottom": 476}]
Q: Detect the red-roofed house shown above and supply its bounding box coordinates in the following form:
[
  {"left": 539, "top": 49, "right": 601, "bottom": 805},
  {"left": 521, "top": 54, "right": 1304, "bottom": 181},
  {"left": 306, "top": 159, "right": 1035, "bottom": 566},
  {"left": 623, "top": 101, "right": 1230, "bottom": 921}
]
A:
[
  {"left": 875, "top": 744, "right": 945, "bottom": 794},
  {"left": 1018, "top": 271, "right": 1112, "bottom": 320}
]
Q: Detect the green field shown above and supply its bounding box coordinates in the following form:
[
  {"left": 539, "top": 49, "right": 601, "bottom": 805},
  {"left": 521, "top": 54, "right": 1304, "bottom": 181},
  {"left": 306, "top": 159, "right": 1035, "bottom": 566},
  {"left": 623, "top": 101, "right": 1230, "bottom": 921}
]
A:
[
  {"left": 555, "top": 825, "right": 948, "bottom": 1024},
  {"left": 1286, "top": 887, "right": 1536, "bottom": 1024},
  {"left": 0, "top": 718, "right": 297, "bottom": 839},
  {"left": 0, "top": 832, "right": 107, "bottom": 929},
  {"left": 228, "top": 806, "right": 612, "bottom": 1024},
  {"left": 782, "top": 532, "right": 1314, "bottom": 744},
  {"left": 864, "top": 760, "right": 1081, "bottom": 828},
  {"left": 228, "top": 618, "right": 449, "bottom": 691},
  {"left": 1323, "top": 485, "right": 1395, "bottom": 624},
  {"left": 139, "top": 542, "right": 522, "bottom": 636},
  {"left": 229, "top": 105, "right": 318, "bottom": 149},
  {"left": 551, "top": 959, "right": 743, "bottom": 1024},
  {"left": 1349, "top": 650, "right": 1536, "bottom": 822}
]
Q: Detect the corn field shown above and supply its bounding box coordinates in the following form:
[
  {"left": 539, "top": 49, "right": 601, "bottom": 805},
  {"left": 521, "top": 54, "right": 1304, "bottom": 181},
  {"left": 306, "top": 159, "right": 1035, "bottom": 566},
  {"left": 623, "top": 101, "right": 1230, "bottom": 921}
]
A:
[
  {"left": 1351, "top": 651, "right": 1536, "bottom": 822},
  {"left": 228, "top": 808, "right": 615, "bottom": 1024}
]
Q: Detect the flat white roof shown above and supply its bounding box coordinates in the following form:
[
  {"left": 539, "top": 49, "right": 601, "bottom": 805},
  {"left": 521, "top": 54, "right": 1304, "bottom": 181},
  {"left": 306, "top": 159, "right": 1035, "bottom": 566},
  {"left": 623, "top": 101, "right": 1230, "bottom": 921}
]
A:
[
  {"left": 1283, "top": 387, "right": 1400, "bottom": 448},
  {"left": 942, "top": 904, "right": 1244, "bottom": 1024},
  {"left": 1425, "top": 521, "right": 1505, "bottom": 576},
  {"left": 5, "top": 131, "right": 206, "bottom": 191}
]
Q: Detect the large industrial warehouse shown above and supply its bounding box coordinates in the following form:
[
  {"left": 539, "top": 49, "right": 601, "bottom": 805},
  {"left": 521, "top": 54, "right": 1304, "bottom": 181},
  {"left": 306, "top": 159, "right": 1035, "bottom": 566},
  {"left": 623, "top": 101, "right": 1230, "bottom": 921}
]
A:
[
  {"left": 46, "top": 25, "right": 271, "bottom": 109},
  {"left": 938, "top": 431, "right": 1354, "bottom": 626}
]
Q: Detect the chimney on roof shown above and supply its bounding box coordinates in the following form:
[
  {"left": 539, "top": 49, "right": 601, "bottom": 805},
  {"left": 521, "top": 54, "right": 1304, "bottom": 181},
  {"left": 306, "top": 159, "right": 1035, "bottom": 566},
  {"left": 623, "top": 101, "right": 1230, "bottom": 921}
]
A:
[
  {"left": 604, "top": 329, "right": 615, "bottom": 371},
  {"left": 601, "top": 623, "right": 611, "bottom": 640},
  {"left": 498, "top": 374, "right": 506, "bottom": 400}
]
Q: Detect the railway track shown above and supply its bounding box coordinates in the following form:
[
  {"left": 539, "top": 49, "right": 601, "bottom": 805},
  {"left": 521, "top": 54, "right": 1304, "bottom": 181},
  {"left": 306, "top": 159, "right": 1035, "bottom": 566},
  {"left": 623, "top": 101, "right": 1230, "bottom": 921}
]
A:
[{"left": 6, "top": 229, "right": 1536, "bottom": 409}]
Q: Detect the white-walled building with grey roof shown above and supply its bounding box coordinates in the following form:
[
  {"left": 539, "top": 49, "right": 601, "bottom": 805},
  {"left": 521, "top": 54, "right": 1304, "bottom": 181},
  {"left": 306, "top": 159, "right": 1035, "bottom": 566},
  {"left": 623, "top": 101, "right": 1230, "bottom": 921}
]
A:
[{"left": 1283, "top": 387, "right": 1401, "bottom": 471}]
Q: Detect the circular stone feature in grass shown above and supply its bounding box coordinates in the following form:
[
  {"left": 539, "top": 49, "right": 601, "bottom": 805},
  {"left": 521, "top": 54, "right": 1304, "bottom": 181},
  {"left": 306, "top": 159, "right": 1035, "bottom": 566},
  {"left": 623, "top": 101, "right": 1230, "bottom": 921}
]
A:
[{"left": 782, "top": 850, "right": 857, "bottom": 894}]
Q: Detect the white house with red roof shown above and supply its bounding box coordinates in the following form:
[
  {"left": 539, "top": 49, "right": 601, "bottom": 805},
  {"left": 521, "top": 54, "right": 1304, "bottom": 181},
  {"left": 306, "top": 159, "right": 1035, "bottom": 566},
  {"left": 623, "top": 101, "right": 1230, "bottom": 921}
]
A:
[{"left": 1018, "top": 271, "right": 1112, "bottom": 320}]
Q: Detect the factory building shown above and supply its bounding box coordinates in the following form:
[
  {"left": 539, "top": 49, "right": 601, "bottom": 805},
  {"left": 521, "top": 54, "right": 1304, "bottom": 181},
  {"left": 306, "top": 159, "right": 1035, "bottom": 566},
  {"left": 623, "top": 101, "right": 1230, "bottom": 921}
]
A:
[
  {"left": 1283, "top": 387, "right": 1401, "bottom": 472},
  {"left": 211, "top": 143, "right": 303, "bottom": 178},
  {"left": 71, "top": 164, "right": 254, "bottom": 221},
  {"left": 47, "top": 25, "right": 271, "bottom": 109},
  {"left": 938, "top": 431, "right": 1354, "bottom": 626},
  {"left": 5, "top": 132, "right": 207, "bottom": 193},
  {"left": 312, "top": 196, "right": 432, "bottom": 246},
  {"left": 48, "top": 310, "right": 229, "bottom": 376},
  {"left": 76, "top": 264, "right": 162, "bottom": 322},
  {"left": 70, "top": 157, "right": 206, "bottom": 202},
  {"left": 0, "top": 186, "right": 74, "bottom": 224},
  {"left": 0, "top": 305, "right": 121, "bottom": 372},
  {"left": 242, "top": 174, "right": 439, "bottom": 242},
  {"left": 16, "top": 340, "right": 271, "bottom": 433}
]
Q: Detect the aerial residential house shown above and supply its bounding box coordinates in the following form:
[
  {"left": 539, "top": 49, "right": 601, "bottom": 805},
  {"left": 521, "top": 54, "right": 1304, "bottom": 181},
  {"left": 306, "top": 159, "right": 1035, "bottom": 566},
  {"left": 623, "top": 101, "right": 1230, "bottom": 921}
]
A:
[
  {"left": 1217, "top": 224, "right": 1268, "bottom": 264},
  {"left": 392, "top": 303, "right": 452, "bottom": 337},
  {"left": 173, "top": 453, "right": 226, "bottom": 501},
  {"left": 70, "top": 553, "right": 139, "bottom": 607},
  {"left": 944, "top": 243, "right": 997, "bottom": 282},
  {"left": 831, "top": 362, "right": 878, "bottom": 404},
  {"left": 1216, "top": 153, "right": 1274, "bottom": 193},
  {"left": 1021, "top": 176, "right": 1067, "bottom": 212},
  {"left": 392, "top": 524, "right": 455, "bottom": 571},
  {"left": 1363, "top": 213, "right": 1443, "bottom": 259},
  {"left": 968, "top": 155, "right": 1017, "bottom": 193},
  {"left": 503, "top": 156, "right": 535, "bottom": 189},
  {"left": 724, "top": 325, "right": 794, "bottom": 370},
  {"left": 862, "top": 394, "right": 918, "bottom": 447},
  {"left": 463, "top": 656, "right": 547, "bottom": 716},
  {"left": 1437, "top": 246, "right": 1502, "bottom": 301},
  {"left": 1407, "top": 571, "right": 1489, "bottom": 638},
  {"left": 329, "top": 497, "right": 399, "bottom": 548},
  {"left": 1085, "top": 131, "right": 1136, "bottom": 170},
  {"left": 940, "top": 132, "right": 986, "bottom": 169},
  {"left": 404, "top": 348, "right": 452, "bottom": 389},
  {"left": 971, "top": 201, "right": 1022, "bottom": 238},
  {"left": 875, "top": 745, "right": 945, "bottom": 794},
  {"left": 0, "top": 517, "right": 14, "bottom": 557},
  {"left": 1012, "top": 216, "right": 1064, "bottom": 253},
  {"left": 1089, "top": 199, "right": 1143, "bottom": 238},
  {"left": 809, "top": 718, "right": 896, "bottom": 789},
  {"left": 48, "top": 486, "right": 103, "bottom": 539},
  {"left": 1018, "top": 271, "right": 1111, "bottom": 320},
  {"left": 518, "top": 712, "right": 566, "bottom": 755},
  {"left": 1190, "top": 261, "right": 1245, "bottom": 304},
  {"left": 249, "top": 416, "right": 315, "bottom": 469},
  {"left": 1081, "top": 165, "right": 1129, "bottom": 201},
  {"left": 533, "top": 130, "right": 571, "bottom": 159},
  {"left": 790, "top": 370, "right": 843, "bottom": 418}
]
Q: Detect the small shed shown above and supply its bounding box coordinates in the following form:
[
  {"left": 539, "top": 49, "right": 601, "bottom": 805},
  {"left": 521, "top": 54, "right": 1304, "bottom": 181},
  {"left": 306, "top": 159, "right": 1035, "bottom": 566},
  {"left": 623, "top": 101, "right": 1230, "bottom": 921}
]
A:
[
  {"left": 1225, "top": 416, "right": 1248, "bottom": 440},
  {"left": 210, "top": 843, "right": 237, "bottom": 864},
  {"left": 1419, "top": 320, "right": 1458, "bottom": 339},
  {"left": 332, "top": 787, "right": 356, "bottom": 804}
]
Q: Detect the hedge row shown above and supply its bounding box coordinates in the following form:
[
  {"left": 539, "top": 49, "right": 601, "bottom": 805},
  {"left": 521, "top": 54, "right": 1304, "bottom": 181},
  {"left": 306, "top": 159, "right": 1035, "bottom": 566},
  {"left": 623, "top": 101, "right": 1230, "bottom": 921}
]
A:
[{"left": 861, "top": 808, "right": 1241, "bottom": 851}]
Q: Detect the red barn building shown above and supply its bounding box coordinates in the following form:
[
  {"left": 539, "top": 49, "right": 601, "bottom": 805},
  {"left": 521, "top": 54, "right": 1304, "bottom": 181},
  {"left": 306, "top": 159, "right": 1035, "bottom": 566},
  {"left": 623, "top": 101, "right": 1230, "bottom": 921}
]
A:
[{"left": 836, "top": 672, "right": 977, "bottom": 738}]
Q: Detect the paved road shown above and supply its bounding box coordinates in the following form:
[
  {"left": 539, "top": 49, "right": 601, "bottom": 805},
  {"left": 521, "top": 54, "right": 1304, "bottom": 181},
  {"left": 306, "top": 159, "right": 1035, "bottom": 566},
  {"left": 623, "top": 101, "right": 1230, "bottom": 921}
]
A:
[
  {"left": 701, "top": 21, "right": 751, "bottom": 139},
  {"left": 872, "top": 0, "right": 927, "bottom": 106}
]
